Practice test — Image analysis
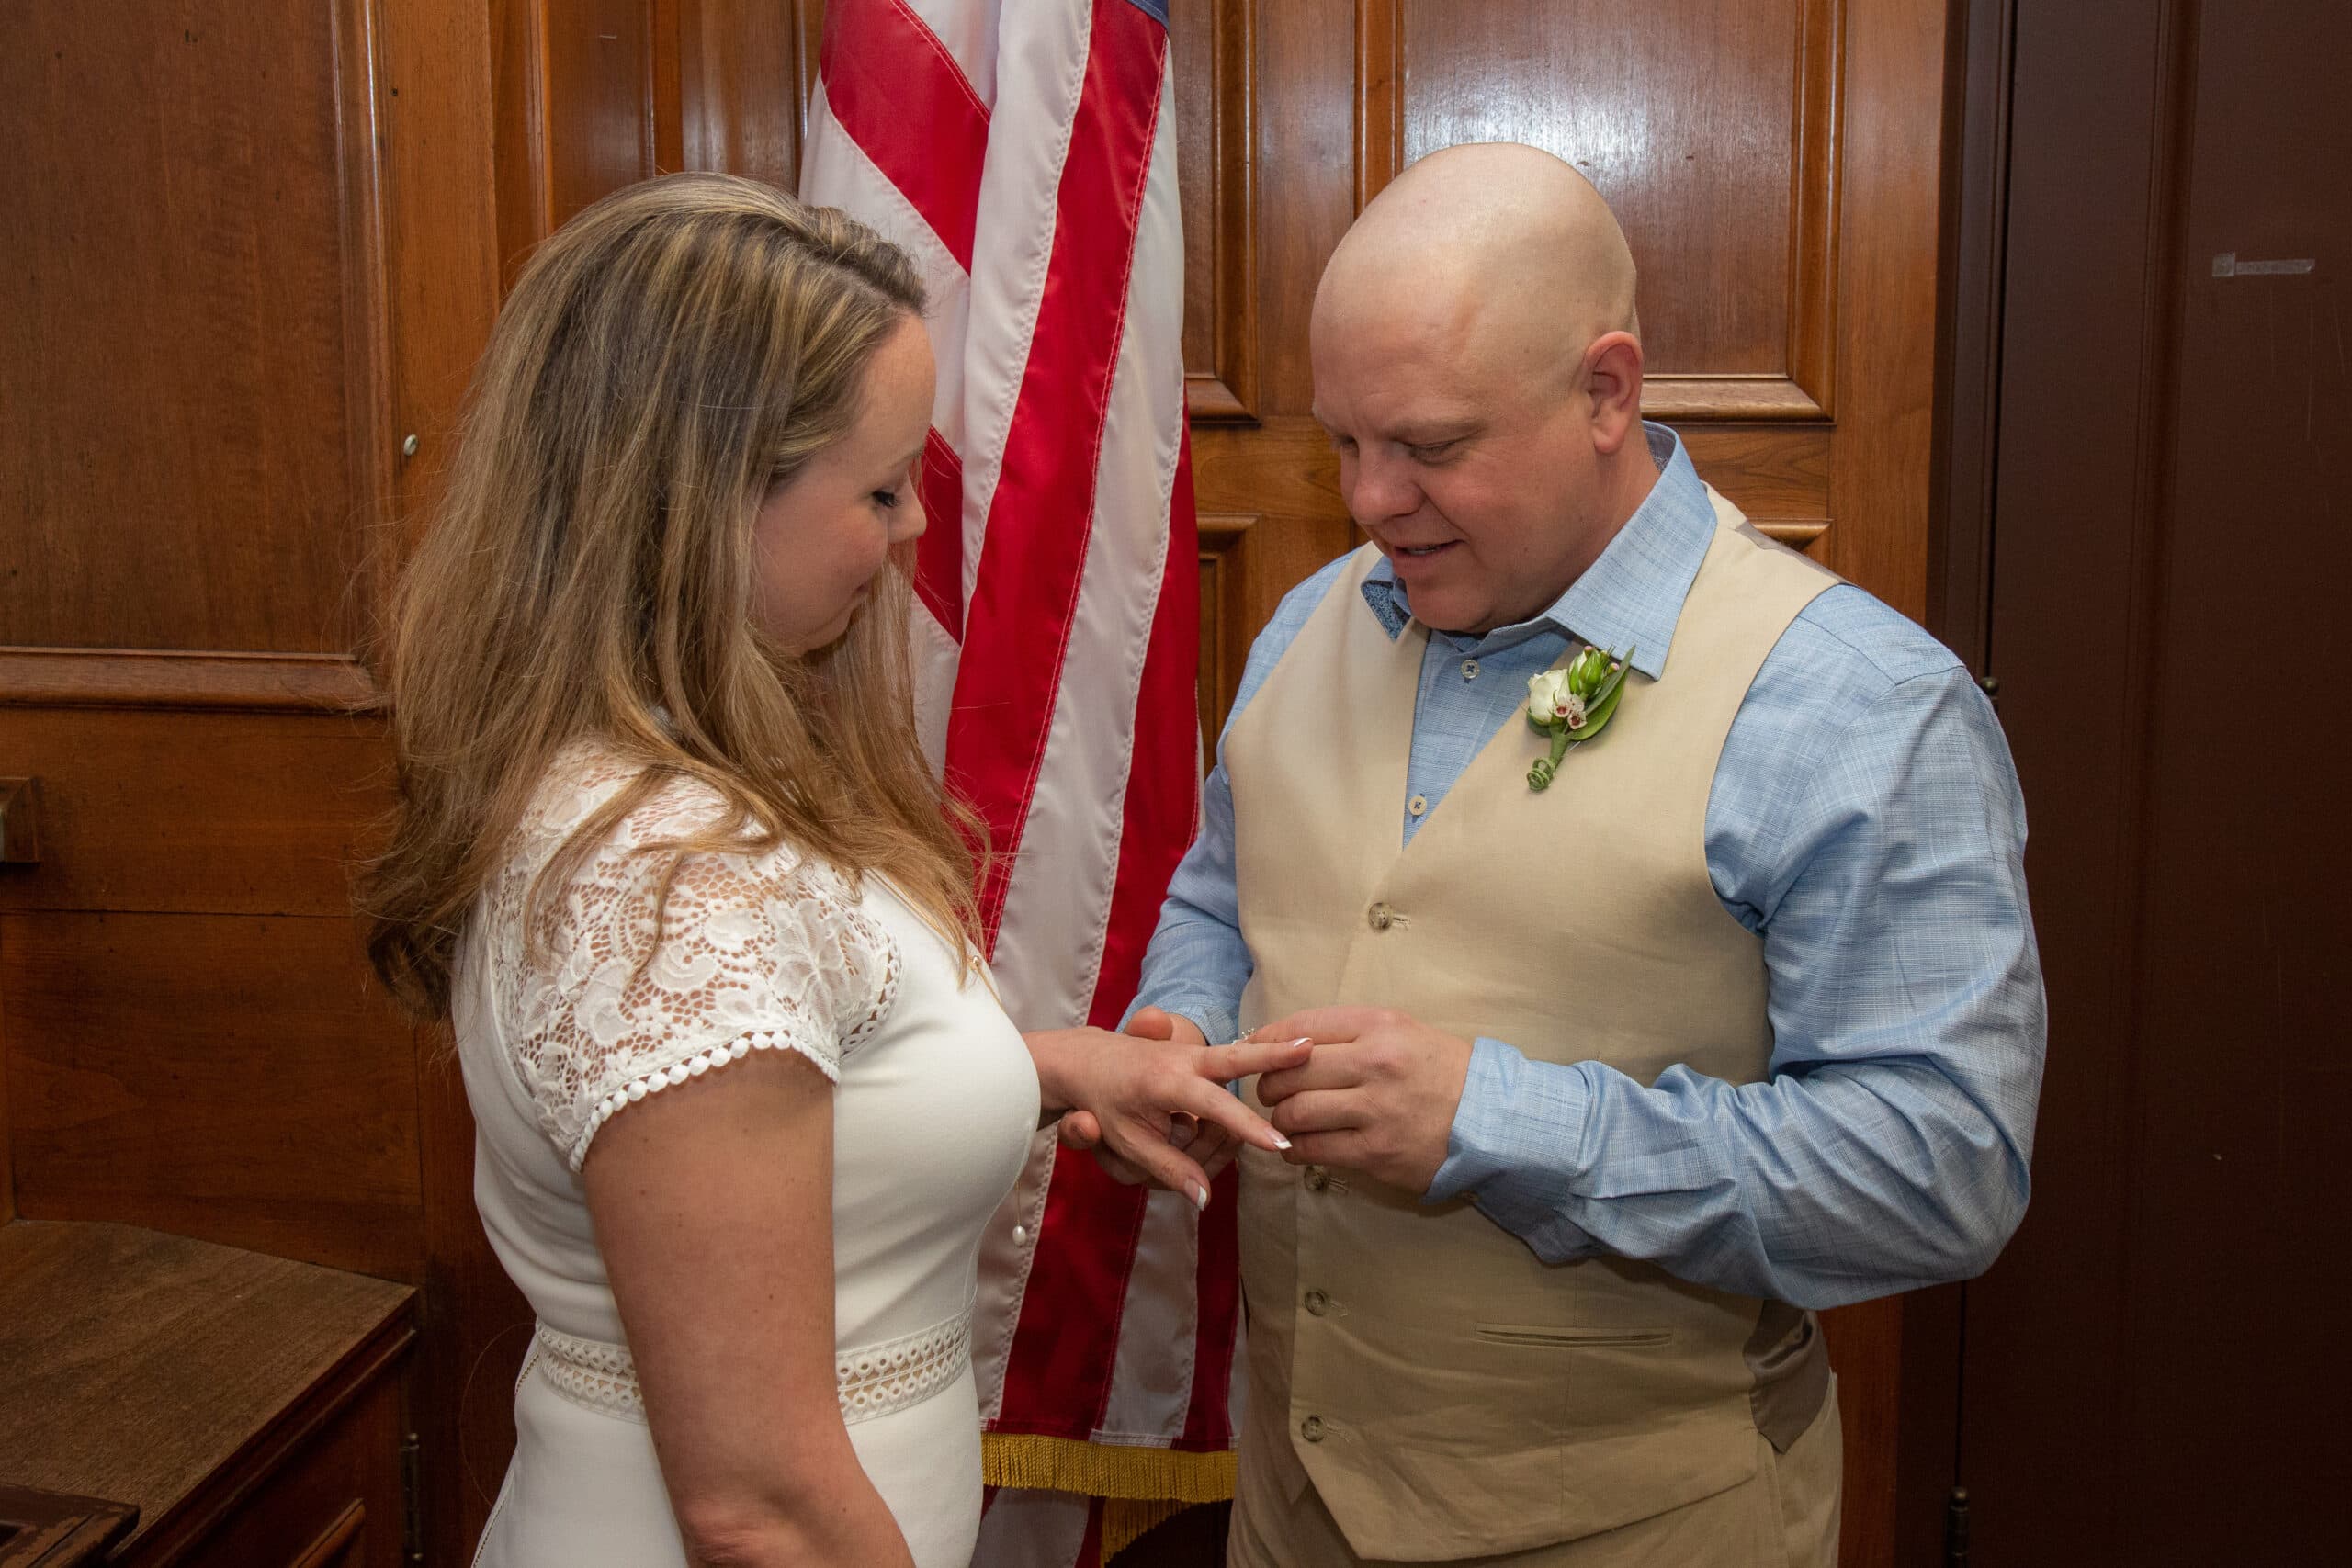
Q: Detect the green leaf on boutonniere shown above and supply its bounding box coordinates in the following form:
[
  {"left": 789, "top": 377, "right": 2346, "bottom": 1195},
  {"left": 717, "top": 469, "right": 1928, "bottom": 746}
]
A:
[{"left": 1525, "top": 645, "right": 1634, "bottom": 790}]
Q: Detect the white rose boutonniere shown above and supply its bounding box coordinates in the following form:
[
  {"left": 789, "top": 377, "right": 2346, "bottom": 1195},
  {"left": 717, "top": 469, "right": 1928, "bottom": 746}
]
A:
[{"left": 1525, "top": 644, "right": 1634, "bottom": 791}]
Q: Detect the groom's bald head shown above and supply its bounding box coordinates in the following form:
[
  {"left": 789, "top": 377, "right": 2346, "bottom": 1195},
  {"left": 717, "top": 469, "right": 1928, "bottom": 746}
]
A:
[
  {"left": 1313, "top": 142, "right": 1640, "bottom": 389},
  {"left": 1306, "top": 144, "right": 1657, "bottom": 636}
]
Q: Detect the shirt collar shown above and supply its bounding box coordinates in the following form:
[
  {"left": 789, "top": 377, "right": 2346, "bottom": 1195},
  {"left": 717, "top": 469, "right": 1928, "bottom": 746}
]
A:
[{"left": 1357, "top": 422, "right": 1713, "bottom": 679}]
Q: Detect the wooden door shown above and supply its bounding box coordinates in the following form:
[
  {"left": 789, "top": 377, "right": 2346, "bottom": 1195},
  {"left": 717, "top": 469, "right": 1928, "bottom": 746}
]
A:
[
  {"left": 1171, "top": 1, "right": 1954, "bottom": 1560},
  {"left": 0, "top": 2, "right": 502, "bottom": 1562},
  {"left": 1948, "top": 0, "right": 2352, "bottom": 1558}
]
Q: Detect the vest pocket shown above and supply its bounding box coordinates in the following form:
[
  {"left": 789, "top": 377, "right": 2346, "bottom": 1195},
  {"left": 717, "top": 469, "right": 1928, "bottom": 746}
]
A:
[{"left": 1475, "top": 1321, "right": 1675, "bottom": 1349}]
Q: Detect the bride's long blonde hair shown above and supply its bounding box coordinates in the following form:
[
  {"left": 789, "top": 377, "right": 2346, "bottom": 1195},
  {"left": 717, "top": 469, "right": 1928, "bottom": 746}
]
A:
[{"left": 363, "top": 174, "right": 982, "bottom": 1019}]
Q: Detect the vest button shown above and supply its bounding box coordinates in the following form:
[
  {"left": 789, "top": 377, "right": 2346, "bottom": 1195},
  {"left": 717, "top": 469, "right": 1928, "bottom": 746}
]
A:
[
  {"left": 1407, "top": 794, "right": 1428, "bottom": 818},
  {"left": 1304, "top": 1289, "right": 1330, "bottom": 1316},
  {"left": 1367, "top": 901, "right": 1395, "bottom": 931},
  {"left": 1300, "top": 1415, "right": 1326, "bottom": 1443},
  {"left": 1305, "top": 1166, "right": 1331, "bottom": 1192}
]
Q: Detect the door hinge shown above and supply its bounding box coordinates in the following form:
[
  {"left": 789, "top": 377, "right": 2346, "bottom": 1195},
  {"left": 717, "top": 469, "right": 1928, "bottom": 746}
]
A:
[
  {"left": 400, "top": 1431, "right": 424, "bottom": 1565},
  {"left": 1945, "top": 1484, "right": 1972, "bottom": 1567}
]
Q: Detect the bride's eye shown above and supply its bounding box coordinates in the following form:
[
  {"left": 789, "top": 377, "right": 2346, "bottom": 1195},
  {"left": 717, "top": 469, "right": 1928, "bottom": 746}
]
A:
[{"left": 872, "top": 488, "right": 901, "bottom": 509}]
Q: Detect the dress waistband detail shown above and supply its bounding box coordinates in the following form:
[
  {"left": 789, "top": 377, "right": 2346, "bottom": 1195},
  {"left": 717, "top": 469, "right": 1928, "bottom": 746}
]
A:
[{"left": 533, "top": 1302, "right": 973, "bottom": 1427}]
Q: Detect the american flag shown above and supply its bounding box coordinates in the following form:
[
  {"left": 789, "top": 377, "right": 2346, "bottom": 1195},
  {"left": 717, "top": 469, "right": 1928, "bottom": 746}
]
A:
[{"left": 800, "top": 3, "right": 1238, "bottom": 1562}]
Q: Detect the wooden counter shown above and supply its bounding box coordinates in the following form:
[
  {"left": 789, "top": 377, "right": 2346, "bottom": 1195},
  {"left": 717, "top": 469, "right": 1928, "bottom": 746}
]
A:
[{"left": 0, "top": 1222, "right": 414, "bottom": 1566}]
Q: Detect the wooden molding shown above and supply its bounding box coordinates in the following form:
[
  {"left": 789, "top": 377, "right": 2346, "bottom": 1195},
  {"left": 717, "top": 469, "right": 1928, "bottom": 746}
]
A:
[
  {"left": 1642, "top": 0, "right": 1844, "bottom": 422},
  {"left": 1353, "top": 0, "right": 1405, "bottom": 211},
  {"left": 333, "top": 0, "right": 398, "bottom": 654},
  {"left": 1182, "top": 0, "right": 1262, "bottom": 423},
  {"left": 1196, "top": 512, "right": 1260, "bottom": 760},
  {"left": 0, "top": 651, "right": 384, "bottom": 714},
  {"left": 1379, "top": 0, "right": 1845, "bottom": 425}
]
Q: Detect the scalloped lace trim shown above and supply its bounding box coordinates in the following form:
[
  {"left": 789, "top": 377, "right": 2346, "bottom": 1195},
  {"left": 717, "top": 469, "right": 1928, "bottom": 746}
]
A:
[
  {"left": 532, "top": 1299, "right": 974, "bottom": 1426},
  {"left": 535, "top": 1325, "right": 647, "bottom": 1422},
  {"left": 837, "top": 1303, "right": 975, "bottom": 1423},
  {"left": 571, "top": 1027, "right": 841, "bottom": 1171}
]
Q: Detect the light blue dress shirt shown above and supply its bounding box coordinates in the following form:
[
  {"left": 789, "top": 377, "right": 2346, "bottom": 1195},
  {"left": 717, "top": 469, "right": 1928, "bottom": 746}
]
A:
[{"left": 1132, "top": 424, "right": 2045, "bottom": 1310}]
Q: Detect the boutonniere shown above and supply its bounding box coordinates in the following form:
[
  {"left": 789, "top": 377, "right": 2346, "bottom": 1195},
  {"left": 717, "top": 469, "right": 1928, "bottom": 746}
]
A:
[{"left": 1525, "top": 644, "right": 1634, "bottom": 791}]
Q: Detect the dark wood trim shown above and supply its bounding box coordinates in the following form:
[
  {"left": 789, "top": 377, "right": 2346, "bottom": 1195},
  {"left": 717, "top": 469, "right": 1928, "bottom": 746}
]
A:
[
  {"left": 1907, "top": 0, "right": 2021, "bottom": 1539},
  {"left": 1184, "top": 0, "right": 1262, "bottom": 424},
  {"left": 1351, "top": 0, "right": 1402, "bottom": 211},
  {"left": 1928, "top": 0, "right": 2016, "bottom": 668},
  {"left": 0, "top": 651, "right": 383, "bottom": 714},
  {"left": 1644, "top": 376, "right": 1831, "bottom": 422},
  {"left": 0, "top": 1485, "right": 137, "bottom": 1568},
  {"left": 286, "top": 1501, "right": 367, "bottom": 1568},
  {"left": 1785, "top": 0, "right": 1847, "bottom": 420},
  {"left": 332, "top": 0, "right": 399, "bottom": 659},
  {"left": 124, "top": 1316, "right": 416, "bottom": 1566}
]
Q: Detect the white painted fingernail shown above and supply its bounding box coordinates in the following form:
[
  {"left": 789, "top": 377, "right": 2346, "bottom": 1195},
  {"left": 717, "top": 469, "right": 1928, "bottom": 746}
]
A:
[
  {"left": 1191, "top": 1180, "right": 1210, "bottom": 1211},
  {"left": 1288, "top": 1037, "right": 1313, "bottom": 1048},
  {"left": 1270, "top": 1132, "right": 1293, "bottom": 1150}
]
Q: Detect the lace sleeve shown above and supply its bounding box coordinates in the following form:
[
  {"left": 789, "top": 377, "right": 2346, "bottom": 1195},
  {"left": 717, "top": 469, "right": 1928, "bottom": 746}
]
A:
[{"left": 495, "top": 778, "right": 899, "bottom": 1170}]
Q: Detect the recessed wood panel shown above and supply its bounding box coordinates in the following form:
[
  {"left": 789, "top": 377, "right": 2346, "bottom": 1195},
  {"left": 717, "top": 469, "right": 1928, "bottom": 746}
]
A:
[
  {"left": 0, "top": 707, "right": 393, "bottom": 919},
  {"left": 544, "top": 2, "right": 659, "bottom": 231},
  {"left": 1396, "top": 0, "right": 1840, "bottom": 418},
  {"left": 676, "top": 0, "right": 812, "bottom": 190},
  {"left": 1175, "top": 0, "right": 1261, "bottom": 421},
  {"left": 3, "top": 912, "right": 422, "bottom": 1279},
  {"left": 0, "top": 0, "right": 388, "bottom": 653},
  {"left": 1197, "top": 513, "right": 1258, "bottom": 760}
]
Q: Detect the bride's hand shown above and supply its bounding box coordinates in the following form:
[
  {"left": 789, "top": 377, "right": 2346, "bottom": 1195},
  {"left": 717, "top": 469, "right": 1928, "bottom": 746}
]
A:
[{"left": 1026, "top": 1025, "right": 1311, "bottom": 1208}]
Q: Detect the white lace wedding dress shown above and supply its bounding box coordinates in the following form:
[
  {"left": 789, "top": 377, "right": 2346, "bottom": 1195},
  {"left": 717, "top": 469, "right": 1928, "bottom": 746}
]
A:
[{"left": 454, "top": 748, "right": 1039, "bottom": 1567}]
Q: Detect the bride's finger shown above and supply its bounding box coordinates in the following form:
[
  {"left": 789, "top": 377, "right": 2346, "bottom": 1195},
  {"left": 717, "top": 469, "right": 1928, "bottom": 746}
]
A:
[
  {"left": 1199, "top": 1036, "right": 1313, "bottom": 1083},
  {"left": 1180, "top": 1077, "right": 1295, "bottom": 1154},
  {"left": 1102, "top": 1119, "right": 1216, "bottom": 1210}
]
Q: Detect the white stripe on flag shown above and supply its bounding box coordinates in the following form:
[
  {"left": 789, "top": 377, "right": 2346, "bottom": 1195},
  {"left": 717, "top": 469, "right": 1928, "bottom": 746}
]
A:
[
  {"left": 800, "top": 84, "right": 974, "bottom": 455},
  {"left": 956, "top": 0, "right": 1092, "bottom": 620},
  {"left": 900, "top": 0, "right": 1001, "bottom": 107},
  {"left": 1095, "top": 1186, "right": 1200, "bottom": 1442},
  {"left": 973, "top": 1488, "right": 1093, "bottom": 1566},
  {"left": 985, "top": 68, "right": 1185, "bottom": 1031}
]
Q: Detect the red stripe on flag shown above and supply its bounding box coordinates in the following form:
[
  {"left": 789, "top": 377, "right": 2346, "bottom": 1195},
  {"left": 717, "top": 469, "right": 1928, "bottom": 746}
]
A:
[
  {"left": 992, "top": 431, "right": 1201, "bottom": 1439},
  {"left": 947, "top": 1, "right": 1169, "bottom": 952},
  {"left": 990, "top": 1150, "right": 1150, "bottom": 1437},
  {"left": 915, "top": 427, "right": 965, "bottom": 638},
  {"left": 1179, "top": 1170, "right": 1241, "bottom": 1450},
  {"left": 1082, "top": 424, "right": 1202, "bottom": 1032},
  {"left": 818, "top": 0, "right": 989, "bottom": 271}
]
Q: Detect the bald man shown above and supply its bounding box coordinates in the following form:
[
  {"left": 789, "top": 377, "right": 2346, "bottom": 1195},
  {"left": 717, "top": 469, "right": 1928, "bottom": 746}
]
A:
[{"left": 1115, "top": 143, "right": 2046, "bottom": 1565}]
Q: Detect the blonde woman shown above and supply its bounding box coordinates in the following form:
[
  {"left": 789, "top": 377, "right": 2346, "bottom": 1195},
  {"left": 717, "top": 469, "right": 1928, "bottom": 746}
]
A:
[{"left": 363, "top": 175, "right": 1302, "bottom": 1568}]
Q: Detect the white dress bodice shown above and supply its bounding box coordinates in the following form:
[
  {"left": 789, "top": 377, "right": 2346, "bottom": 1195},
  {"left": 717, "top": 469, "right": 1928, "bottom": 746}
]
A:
[{"left": 455, "top": 749, "right": 1038, "bottom": 1567}]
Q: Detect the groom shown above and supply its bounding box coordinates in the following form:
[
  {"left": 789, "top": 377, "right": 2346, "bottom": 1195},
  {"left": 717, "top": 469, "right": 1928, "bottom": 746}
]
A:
[{"left": 1114, "top": 143, "right": 2046, "bottom": 1565}]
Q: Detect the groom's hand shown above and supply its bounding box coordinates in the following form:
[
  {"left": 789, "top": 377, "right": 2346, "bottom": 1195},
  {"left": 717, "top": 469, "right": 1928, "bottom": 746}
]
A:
[{"left": 1254, "top": 1007, "right": 1473, "bottom": 1195}]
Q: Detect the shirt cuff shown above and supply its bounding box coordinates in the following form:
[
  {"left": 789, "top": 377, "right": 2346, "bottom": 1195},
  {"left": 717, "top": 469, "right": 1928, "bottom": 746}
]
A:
[
  {"left": 1426, "top": 1036, "right": 1603, "bottom": 1264},
  {"left": 1122, "top": 989, "right": 1237, "bottom": 1047}
]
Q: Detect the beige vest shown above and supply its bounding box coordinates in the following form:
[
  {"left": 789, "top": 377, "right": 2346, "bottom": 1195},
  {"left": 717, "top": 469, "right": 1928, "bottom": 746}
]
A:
[{"left": 1224, "top": 491, "right": 1839, "bottom": 1560}]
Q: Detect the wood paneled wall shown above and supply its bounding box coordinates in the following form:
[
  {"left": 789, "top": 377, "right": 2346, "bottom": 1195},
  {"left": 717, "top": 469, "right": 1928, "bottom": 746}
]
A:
[
  {"left": 492, "top": 0, "right": 814, "bottom": 281},
  {"left": 1, "top": 2, "right": 503, "bottom": 1562},
  {"left": 3, "top": 1, "right": 1952, "bottom": 1561}
]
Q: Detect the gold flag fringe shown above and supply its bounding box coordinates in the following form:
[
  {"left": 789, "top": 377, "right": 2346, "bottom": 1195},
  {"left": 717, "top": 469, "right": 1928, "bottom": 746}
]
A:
[
  {"left": 1101, "top": 1496, "right": 1190, "bottom": 1562},
  {"left": 982, "top": 1432, "right": 1236, "bottom": 1502}
]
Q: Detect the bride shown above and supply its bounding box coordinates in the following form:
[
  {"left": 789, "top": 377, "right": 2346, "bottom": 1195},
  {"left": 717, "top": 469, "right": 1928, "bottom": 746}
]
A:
[{"left": 362, "top": 174, "right": 1304, "bottom": 1567}]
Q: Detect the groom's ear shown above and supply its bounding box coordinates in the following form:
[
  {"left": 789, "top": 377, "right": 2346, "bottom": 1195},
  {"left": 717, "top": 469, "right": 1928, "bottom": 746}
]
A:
[{"left": 1581, "top": 331, "right": 1645, "bottom": 454}]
